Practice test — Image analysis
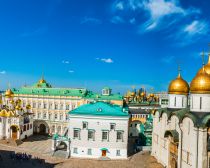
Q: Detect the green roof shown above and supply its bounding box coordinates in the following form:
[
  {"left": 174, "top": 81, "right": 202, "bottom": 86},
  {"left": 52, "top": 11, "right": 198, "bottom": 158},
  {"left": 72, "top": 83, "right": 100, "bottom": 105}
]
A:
[
  {"left": 9, "top": 83, "right": 123, "bottom": 101},
  {"left": 69, "top": 102, "right": 129, "bottom": 117},
  {"left": 11, "top": 87, "right": 87, "bottom": 97}
]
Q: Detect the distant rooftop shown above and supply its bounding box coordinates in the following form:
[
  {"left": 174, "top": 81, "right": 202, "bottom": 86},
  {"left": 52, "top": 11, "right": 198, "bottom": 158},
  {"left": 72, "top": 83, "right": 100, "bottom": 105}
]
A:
[{"left": 69, "top": 102, "right": 129, "bottom": 117}]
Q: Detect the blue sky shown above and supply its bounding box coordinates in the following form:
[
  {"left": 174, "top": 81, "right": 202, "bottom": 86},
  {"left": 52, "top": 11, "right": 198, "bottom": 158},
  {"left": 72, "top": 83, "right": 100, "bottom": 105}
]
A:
[{"left": 0, "top": 0, "right": 209, "bottom": 94}]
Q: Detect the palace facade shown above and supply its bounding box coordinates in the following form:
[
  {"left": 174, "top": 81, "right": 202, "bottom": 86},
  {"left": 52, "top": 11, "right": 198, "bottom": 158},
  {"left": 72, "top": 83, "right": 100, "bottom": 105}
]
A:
[
  {"left": 2, "top": 77, "right": 123, "bottom": 136},
  {"left": 152, "top": 53, "right": 210, "bottom": 168}
]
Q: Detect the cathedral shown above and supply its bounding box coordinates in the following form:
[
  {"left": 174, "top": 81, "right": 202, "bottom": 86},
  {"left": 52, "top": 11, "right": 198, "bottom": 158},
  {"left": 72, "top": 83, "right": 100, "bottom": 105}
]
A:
[{"left": 152, "top": 53, "right": 210, "bottom": 168}]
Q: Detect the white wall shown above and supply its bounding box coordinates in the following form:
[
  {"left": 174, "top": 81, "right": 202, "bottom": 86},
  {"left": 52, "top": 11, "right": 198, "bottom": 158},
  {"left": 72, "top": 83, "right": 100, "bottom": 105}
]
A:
[
  {"left": 190, "top": 94, "right": 210, "bottom": 112},
  {"left": 69, "top": 115, "right": 129, "bottom": 159},
  {"left": 168, "top": 94, "right": 188, "bottom": 109}
]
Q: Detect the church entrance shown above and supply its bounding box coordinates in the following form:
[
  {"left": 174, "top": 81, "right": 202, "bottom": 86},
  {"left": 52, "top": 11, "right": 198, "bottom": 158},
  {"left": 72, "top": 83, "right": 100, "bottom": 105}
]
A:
[
  {"left": 11, "top": 125, "right": 18, "bottom": 140},
  {"left": 39, "top": 124, "right": 46, "bottom": 134}
]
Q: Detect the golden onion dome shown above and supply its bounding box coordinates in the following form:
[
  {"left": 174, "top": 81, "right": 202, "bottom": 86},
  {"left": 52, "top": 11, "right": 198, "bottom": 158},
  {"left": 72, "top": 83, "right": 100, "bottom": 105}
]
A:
[
  {"left": 15, "top": 105, "right": 22, "bottom": 110},
  {"left": 168, "top": 72, "right": 189, "bottom": 95},
  {"left": 39, "top": 76, "right": 46, "bottom": 84},
  {"left": 150, "top": 93, "right": 155, "bottom": 97},
  {"left": 198, "top": 55, "right": 210, "bottom": 74},
  {"left": 5, "top": 89, "right": 14, "bottom": 98},
  {"left": 131, "top": 92, "right": 135, "bottom": 96},
  {"left": 190, "top": 66, "right": 210, "bottom": 94},
  {"left": 140, "top": 92, "right": 145, "bottom": 97}
]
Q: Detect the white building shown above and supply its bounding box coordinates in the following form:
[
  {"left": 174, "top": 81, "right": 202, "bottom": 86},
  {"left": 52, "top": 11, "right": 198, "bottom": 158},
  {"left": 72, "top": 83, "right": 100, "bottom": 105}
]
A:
[
  {"left": 152, "top": 54, "right": 210, "bottom": 168},
  {"left": 67, "top": 102, "right": 129, "bottom": 159}
]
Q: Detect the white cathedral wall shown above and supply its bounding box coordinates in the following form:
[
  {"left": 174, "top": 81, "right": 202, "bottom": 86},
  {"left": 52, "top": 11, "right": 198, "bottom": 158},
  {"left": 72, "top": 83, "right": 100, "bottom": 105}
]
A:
[
  {"left": 152, "top": 111, "right": 160, "bottom": 159},
  {"left": 190, "top": 94, "right": 210, "bottom": 112},
  {"left": 168, "top": 94, "right": 188, "bottom": 109},
  {"left": 197, "top": 128, "right": 208, "bottom": 168},
  {"left": 181, "top": 117, "right": 196, "bottom": 168}
]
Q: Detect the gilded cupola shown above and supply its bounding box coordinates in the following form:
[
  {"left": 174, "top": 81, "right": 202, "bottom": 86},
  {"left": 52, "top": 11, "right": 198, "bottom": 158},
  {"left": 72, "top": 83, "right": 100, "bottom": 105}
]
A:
[
  {"left": 168, "top": 68, "right": 189, "bottom": 95},
  {"left": 5, "top": 89, "right": 14, "bottom": 98},
  {"left": 198, "top": 54, "right": 210, "bottom": 75},
  {"left": 190, "top": 66, "right": 210, "bottom": 94}
]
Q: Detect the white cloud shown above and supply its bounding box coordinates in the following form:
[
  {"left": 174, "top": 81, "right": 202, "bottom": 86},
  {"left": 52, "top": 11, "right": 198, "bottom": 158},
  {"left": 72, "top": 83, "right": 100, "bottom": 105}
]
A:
[
  {"left": 0, "top": 71, "right": 6, "bottom": 74},
  {"left": 183, "top": 20, "right": 209, "bottom": 36},
  {"left": 111, "top": 16, "right": 125, "bottom": 24},
  {"left": 174, "top": 20, "right": 209, "bottom": 45},
  {"left": 115, "top": 1, "right": 124, "bottom": 10},
  {"left": 62, "top": 60, "right": 70, "bottom": 64},
  {"left": 130, "top": 18, "right": 136, "bottom": 24},
  {"left": 80, "top": 17, "right": 102, "bottom": 24},
  {"left": 96, "top": 58, "right": 114, "bottom": 63},
  {"left": 68, "top": 70, "right": 74, "bottom": 73},
  {"left": 113, "top": 0, "right": 203, "bottom": 32}
]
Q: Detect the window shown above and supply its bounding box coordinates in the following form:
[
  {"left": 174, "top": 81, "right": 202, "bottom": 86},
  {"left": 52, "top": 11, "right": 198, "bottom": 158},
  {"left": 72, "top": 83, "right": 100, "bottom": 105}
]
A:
[
  {"left": 66, "top": 115, "right": 68, "bottom": 121},
  {"left": 102, "top": 131, "right": 108, "bottom": 141},
  {"left": 24, "top": 125, "right": 26, "bottom": 131},
  {"left": 55, "top": 114, "right": 58, "bottom": 120},
  {"left": 135, "top": 124, "right": 137, "bottom": 127},
  {"left": 38, "top": 113, "right": 41, "bottom": 119},
  {"left": 74, "top": 129, "right": 80, "bottom": 139},
  {"left": 60, "top": 104, "right": 63, "bottom": 110},
  {"left": 27, "top": 124, "right": 29, "bottom": 130},
  {"left": 83, "top": 122, "right": 88, "bottom": 129},
  {"left": 30, "top": 124, "right": 32, "bottom": 129},
  {"left": 87, "top": 149, "right": 92, "bottom": 155},
  {"left": 116, "top": 150, "right": 121, "bottom": 156},
  {"left": 44, "top": 103, "right": 47, "bottom": 109},
  {"left": 130, "top": 124, "right": 132, "bottom": 127},
  {"left": 48, "top": 113, "right": 51, "bottom": 120},
  {"left": 110, "top": 123, "right": 116, "bottom": 130},
  {"left": 73, "top": 148, "right": 78, "bottom": 154},
  {"left": 66, "top": 105, "right": 70, "bottom": 110},
  {"left": 88, "top": 130, "right": 95, "bottom": 140},
  {"left": 117, "top": 131, "right": 123, "bottom": 141},
  {"left": 174, "top": 97, "right": 176, "bottom": 106},
  {"left": 55, "top": 104, "right": 58, "bottom": 110},
  {"left": 200, "top": 97, "right": 202, "bottom": 110}
]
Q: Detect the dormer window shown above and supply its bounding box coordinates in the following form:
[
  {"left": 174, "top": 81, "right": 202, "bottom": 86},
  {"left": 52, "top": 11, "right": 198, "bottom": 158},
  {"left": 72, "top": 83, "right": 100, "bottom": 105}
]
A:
[
  {"left": 102, "top": 87, "right": 111, "bottom": 96},
  {"left": 83, "top": 122, "right": 88, "bottom": 129},
  {"left": 110, "top": 123, "right": 116, "bottom": 130}
]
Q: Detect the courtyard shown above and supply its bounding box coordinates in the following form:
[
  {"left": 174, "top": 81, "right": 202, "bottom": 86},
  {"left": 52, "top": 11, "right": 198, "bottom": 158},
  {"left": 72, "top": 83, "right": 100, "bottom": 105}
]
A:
[{"left": 0, "top": 135, "right": 163, "bottom": 168}]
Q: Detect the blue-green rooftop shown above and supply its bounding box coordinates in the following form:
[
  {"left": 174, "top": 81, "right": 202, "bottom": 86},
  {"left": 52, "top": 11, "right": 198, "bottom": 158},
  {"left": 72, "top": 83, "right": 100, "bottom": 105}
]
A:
[{"left": 69, "top": 102, "right": 129, "bottom": 117}]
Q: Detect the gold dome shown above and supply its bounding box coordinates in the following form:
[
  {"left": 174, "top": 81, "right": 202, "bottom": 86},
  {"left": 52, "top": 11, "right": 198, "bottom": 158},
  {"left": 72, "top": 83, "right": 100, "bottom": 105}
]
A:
[
  {"left": 190, "top": 66, "right": 210, "bottom": 94},
  {"left": 5, "top": 89, "right": 14, "bottom": 98},
  {"left": 168, "top": 73, "right": 189, "bottom": 95},
  {"left": 15, "top": 105, "right": 22, "bottom": 110},
  {"left": 150, "top": 93, "right": 155, "bottom": 97},
  {"left": 198, "top": 55, "right": 210, "bottom": 74}
]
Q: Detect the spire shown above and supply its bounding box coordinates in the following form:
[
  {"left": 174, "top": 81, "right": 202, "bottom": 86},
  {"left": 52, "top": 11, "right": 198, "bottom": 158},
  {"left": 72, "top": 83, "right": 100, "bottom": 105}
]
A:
[
  {"left": 177, "top": 64, "right": 181, "bottom": 78},
  {"left": 201, "top": 51, "right": 205, "bottom": 72}
]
